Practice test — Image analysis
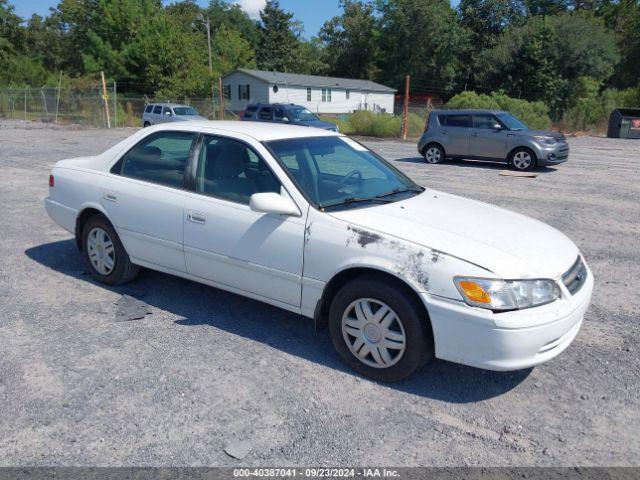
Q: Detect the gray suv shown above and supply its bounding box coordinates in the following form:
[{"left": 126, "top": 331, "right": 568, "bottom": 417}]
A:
[
  {"left": 241, "top": 103, "right": 338, "bottom": 131},
  {"left": 142, "top": 103, "right": 206, "bottom": 127},
  {"left": 418, "top": 109, "right": 569, "bottom": 171}
]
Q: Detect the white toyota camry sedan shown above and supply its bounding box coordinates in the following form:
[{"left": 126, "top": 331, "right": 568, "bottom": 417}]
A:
[{"left": 45, "top": 121, "right": 593, "bottom": 381}]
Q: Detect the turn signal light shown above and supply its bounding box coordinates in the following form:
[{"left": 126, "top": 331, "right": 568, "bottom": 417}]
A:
[
  {"left": 457, "top": 280, "right": 491, "bottom": 304},
  {"left": 49, "top": 175, "right": 54, "bottom": 187}
]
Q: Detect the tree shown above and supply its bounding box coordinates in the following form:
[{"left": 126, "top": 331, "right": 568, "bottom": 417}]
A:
[
  {"left": 205, "top": 0, "right": 260, "bottom": 51},
  {"left": 375, "top": 0, "right": 469, "bottom": 90},
  {"left": 459, "top": 0, "right": 527, "bottom": 44},
  {"left": 256, "top": 0, "right": 301, "bottom": 72},
  {"left": 477, "top": 13, "right": 619, "bottom": 117},
  {"left": 211, "top": 24, "right": 256, "bottom": 76},
  {"left": 319, "top": 0, "right": 378, "bottom": 79}
]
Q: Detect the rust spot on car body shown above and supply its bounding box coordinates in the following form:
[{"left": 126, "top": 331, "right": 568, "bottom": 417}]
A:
[{"left": 347, "top": 225, "right": 383, "bottom": 248}]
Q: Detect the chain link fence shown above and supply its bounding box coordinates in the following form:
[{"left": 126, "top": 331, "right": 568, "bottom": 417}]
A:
[{"left": 0, "top": 87, "right": 235, "bottom": 128}]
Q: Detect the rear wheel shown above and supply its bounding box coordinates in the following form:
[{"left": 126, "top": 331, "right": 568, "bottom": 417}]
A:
[
  {"left": 82, "top": 214, "right": 139, "bottom": 285},
  {"left": 328, "top": 277, "right": 433, "bottom": 382},
  {"left": 423, "top": 144, "right": 444, "bottom": 164},
  {"left": 143, "top": 121, "right": 151, "bottom": 127},
  {"left": 510, "top": 148, "right": 536, "bottom": 171}
]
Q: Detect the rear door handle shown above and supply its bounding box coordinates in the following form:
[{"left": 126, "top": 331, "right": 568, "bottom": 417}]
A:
[
  {"left": 440, "top": 130, "right": 447, "bottom": 134},
  {"left": 187, "top": 211, "right": 206, "bottom": 225},
  {"left": 103, "top": 191, "right": 117, "bottom": 202}
]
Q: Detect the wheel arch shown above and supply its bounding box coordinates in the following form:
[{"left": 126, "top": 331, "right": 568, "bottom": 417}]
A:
[
  {"left": 313, "top": 266, "right": 434, "bottom": 342},
  {"left": 508, "top": 145, "right": 538, "bottom": 164},
  {"left": 74, "top": 204, "right": 114, "bottom": 251}
]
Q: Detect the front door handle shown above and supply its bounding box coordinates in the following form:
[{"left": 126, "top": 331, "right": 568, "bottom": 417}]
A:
[
  {"left": 472, "top": 132, "right": 479, "bottom": 137},
  {"left": 187, "top": 211, "right": 206, "bottom": 225},
  {"left": 103, "top": 191, "right": 117, "bottom": 202}
]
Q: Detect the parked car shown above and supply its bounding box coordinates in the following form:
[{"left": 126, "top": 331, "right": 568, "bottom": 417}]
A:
[
  {"left": 418, "top": 109, "right": 569, "bottom": 171},
  {"left": 241, "top": 103, "right": 339, "bottom": 132},
  {"left": 142, "top": 103, "right": 206, "bottom": 127},
  {"left": 45, "top": 121, "right": 592, "bottom": 381}
]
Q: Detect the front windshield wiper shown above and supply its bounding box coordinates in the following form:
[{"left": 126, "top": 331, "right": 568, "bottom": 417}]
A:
[
  {"left": 374, "top": 186, "right": 424, "bottom": 199},
  {"left": 320, "top": 196, "right": 395, "bottom": 210}
]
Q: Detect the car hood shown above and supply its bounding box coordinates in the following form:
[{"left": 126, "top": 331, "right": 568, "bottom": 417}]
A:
[{"left": 329, "top": 190, "right": 578, "bottom": 278}]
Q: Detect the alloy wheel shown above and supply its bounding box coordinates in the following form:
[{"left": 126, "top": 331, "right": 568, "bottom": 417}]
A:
[
  {"left": 513, "top": 151, "right": 533, "bottom": 170},
  {"left": 425, "top": 146, "right": 442, "bottom": 164}
]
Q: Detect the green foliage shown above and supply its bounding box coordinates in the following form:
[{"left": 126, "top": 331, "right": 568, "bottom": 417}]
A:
[
  {"left": 257, "top": 0, "right": 301, "bottom": 72},
  {"left": 319, "top": 0, "right": 378, "bottom": 79},
  {"left": 445, "top": 90, "right": 552, "bottom": 129},
  {"left": 375, "top": 0, "right": 469, "bottom": 90}
]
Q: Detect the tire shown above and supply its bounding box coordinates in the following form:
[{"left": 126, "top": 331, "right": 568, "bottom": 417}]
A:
[
  {"left": 510, "top": 147, "right": 537, "bottom": 171},
  {"left": 328, "top": 277, "right": 433, "bottom": 382},
  {"left": 143, "top": 121, "right": 151, "bottom": 127},
  {"left": 82, "top": 214, "right": 139, "bottom": 286},
  {"left": 423, "top": 143, "right": 445, "bottom": 164}
]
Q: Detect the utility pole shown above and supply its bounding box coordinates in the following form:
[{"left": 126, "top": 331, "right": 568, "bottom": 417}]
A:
[
  {"left": 198, "top": 13, "right": 216, "bottom": 119},
  {"left": 113, "top": 81, "right": 117, "bottom": 127},
  {"left": 401, "top": 75, "right": 410, "bottom": 141},
  {"left": 100, "top": 71, "right": 111, "bottom": 129}
]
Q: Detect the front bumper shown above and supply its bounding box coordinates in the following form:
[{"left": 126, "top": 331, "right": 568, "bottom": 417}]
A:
[
  {"left": 533, "top": 141, "right": 570, "bottom": 166},
  {"left": 423, "top": 269, "right": 593, "bottom": 371}
]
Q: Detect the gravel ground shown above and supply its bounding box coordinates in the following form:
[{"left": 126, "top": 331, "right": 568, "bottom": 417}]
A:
[{"left": 0, "top": 120, "right": 639, "bottom": 467}]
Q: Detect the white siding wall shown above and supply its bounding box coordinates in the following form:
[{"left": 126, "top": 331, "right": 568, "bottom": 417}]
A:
[{"left": 222, "top": 72, "right": 395, "bottom": 115}]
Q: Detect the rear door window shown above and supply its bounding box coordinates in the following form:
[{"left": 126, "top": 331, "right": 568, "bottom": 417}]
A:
[
  {"left": 153, "top": 105, "right": 162, "bottom": 115},
  {"left": 145, "top": 105, "right": 153, "bottom": 113},
  {"left": 258, "top": 107, "right": 273, "bottom": 121},
  {"left": 445, "top": 115, "right": 471, "bottom": 128},
  {"left": 113, "top": 132, "right": 197, "bottom": 189}
]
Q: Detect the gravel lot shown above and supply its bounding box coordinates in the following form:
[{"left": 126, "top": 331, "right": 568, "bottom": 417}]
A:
[{"left": 1, "top": 121, "right": 639, "bottom": 467}]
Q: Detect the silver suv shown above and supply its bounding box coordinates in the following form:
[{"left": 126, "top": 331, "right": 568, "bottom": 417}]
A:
[
  {"left": 418, "top": 109, "right": 569, "bottom": 171},
  {"left": 142, "top": 103, "right": 205, "bottom": 127}
]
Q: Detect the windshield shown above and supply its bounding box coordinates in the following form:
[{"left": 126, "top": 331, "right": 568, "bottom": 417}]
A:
[
  {"left": 496, "top": 112, "right": 528, "bottom": 130},
  {"left": 266, "top": 136, "right": 423, "bottom": 209},
  {"left": 173, "top": 107, "right": 199, "bottom": 116},
  {"left": 287, "top": 107, "right": 319, "bottom": 122}
]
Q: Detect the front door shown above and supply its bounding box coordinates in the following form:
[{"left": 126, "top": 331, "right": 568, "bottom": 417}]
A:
[
  {"left": 471, "top": 114, "right": 508, "bottom": 159},
  {"left": 101, "top": 130, "right": 197, "bottom": 273},
  {"left": 183, "top": 134, "right": 307, "bottom": 308}
]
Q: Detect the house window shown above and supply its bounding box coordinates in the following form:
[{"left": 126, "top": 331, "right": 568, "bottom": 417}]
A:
[
  {"left": 223, "top": 85, "right": 231, "bottom": 100},
  {"left": 346, "top": 89, "right": 350, "bottom": 100},
  {"left": 307, "top": 87, "right": 311, "bottom": 101},
  {"left": 322, "top": 88, "right": 332, "bottom": 103},
  {"left": 238, "top": 84, "right": 250, "bottom": 100}
]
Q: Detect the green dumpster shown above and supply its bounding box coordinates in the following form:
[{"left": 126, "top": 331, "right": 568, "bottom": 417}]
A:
[{"left": 607, "top": 108, "right": 640, "bottom": 139}]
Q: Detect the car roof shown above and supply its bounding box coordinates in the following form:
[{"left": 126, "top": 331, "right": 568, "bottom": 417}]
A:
[
  {"left": 150, "top": 120, "right": 339, "bottom": 142},
  {"left": 146, "top": 103, "right": 192, "bottom": 108},
  {"left": 433, "top": 109, "right": 507, "bottom": 115},
  {"left": 246, "top": 103, "right": 305, "bottom": 109}
]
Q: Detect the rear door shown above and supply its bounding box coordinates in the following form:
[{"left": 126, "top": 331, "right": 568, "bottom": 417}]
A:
[
  {"left": 470, "top": 114, "right": 508, "bottom": 159},
  {"left": 152, "top": 105, "right": 163, "bottom": 124},
  {"left": 101, "top": 130, "right": 198, "bottom": 273},
  {"left": 258, "top": 107, "right": 273, "bottom": 122},
  {"left": 439, "top": 114, "right": 470, "bottom": 157}
]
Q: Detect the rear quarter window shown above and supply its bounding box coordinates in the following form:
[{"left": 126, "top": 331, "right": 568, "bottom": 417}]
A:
[{"left": 145, "top": 105, "right": 153, "bottom": 113}]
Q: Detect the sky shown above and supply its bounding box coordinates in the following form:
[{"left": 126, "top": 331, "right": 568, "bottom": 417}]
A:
[{"left": 13, "top": 0, "right": 460, "bottom": 38}]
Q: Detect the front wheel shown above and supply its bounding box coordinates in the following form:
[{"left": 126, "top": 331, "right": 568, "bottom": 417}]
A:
[
  {"left": 328, "top": 277, "right": 433, "bottom": 382},
  {"left": 82, "top": 214, "right": 139, "bottom": 286},
  {"left": 510, "top": 148, "right": 536, "bottom": 171},
  {"left": 423, "top": 144, "right": 445, "bottom": 164}
]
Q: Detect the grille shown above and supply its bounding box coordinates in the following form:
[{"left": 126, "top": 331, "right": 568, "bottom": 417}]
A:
[{"left": 562, "top": 256, "right": 587, "bottom": 295}]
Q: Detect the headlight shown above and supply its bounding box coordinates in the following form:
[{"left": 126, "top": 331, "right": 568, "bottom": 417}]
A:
[
  {"left": 533, "top": 135, "right": 556, "bottom": 145},
  {"left": 454, "top": 277, "right": 561, "bottom": 311}
]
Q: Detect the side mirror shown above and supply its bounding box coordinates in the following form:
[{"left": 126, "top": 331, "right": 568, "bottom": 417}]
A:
[
  {"left": 282, "top": 117, "right": 290, "bottom": 123},
  {"left": 165, "top": 111, "right": 172, "bottom": 116},
  {"left": 493, "top": 123, "right": 502, "bottom": 130},
  {"left": 249, "top": 192, "right": 300, "bottom": 216}
]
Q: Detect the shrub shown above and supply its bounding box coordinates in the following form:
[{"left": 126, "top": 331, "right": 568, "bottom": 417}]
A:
[
  {"left": 345, "top": 110, "right": 402, "bottom": 138},
  {"left": 445, "top": 91, "right": 552, "bottom": 130}
]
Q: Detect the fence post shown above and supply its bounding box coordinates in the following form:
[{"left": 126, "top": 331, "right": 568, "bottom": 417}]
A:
[
  {"left": 401, "top": 75, "right": 410, "bottom": 141},
  {"left": 101, "top": 71, "right": 111, "bottom": 128},
  {"left": 113, "top": 81, "right": 117, "bottom": 128},
  {"left": 24, "top": 89, "right": 27, "bottom": 123},
  {"left": 218, "top": 77, "right": 225, "bottom": 120},
  {"left": 55, "top": 72, "right": 62, "bottom": 124}
]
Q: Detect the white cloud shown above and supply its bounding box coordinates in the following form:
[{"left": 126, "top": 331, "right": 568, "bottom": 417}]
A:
[{"left": 234, "top": 0, "right": 267, "bottom": 19}]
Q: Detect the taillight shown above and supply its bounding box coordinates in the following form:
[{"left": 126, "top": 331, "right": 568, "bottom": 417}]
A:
[{"left": 49, "top": 175, "right": 54, "bottom": 187}]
